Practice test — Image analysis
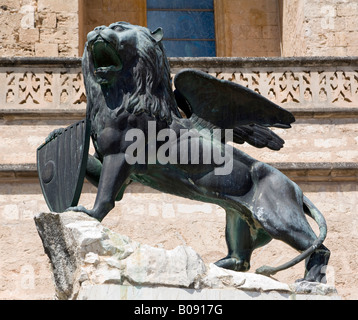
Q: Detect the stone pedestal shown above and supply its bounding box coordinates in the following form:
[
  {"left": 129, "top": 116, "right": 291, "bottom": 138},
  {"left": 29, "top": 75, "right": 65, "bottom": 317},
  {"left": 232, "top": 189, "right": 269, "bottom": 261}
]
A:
[{"left": 34, "top": 211, "right": 340, "bottom": 300}]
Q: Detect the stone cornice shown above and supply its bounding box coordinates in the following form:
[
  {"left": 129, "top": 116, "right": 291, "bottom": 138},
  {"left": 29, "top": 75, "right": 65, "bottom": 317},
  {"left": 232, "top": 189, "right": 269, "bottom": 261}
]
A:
[
  {"left": 1, "top": 163, "right": 357, "bottom": 184},
  {"left": 0, "top": 57, "right": 82, "bottom": 68},
  {"left": 169, "top": 56, "right": 358, "bottom": 69},
  {"left": 2, "top": 108, "right": 358, "bottom": 123},
  {"left": 0, "top": 109, "right": 86, "bottom": 121},
  {"left": 274, "top": 162, "right": 358, "bottom": 182},
  {"left": 0, "top": 56, "right": 357, "bottom": 68}
]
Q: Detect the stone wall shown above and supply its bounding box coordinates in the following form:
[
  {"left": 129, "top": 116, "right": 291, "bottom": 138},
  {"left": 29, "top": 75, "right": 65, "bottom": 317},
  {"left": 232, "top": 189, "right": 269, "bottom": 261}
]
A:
[
  {"left": 1, "top": 1, "right": 357, "bottom": 58},
  {"left": 282, "top": 0, "right": 358, "bottom": 57},
  {"left": 281, "top": 0, "right": 305, "bottom": 57},
  {"left": 0, "top": 57, "right": 358, "bottom": 299},
  {"left": 78, "top": 0, "right": 146, "bottom": 57},
  {"left": 0, "top": 0, "right": 79, "bottom": 57},
  {"left": 215, "top": 0, "right": 281, "bottom": 57}
]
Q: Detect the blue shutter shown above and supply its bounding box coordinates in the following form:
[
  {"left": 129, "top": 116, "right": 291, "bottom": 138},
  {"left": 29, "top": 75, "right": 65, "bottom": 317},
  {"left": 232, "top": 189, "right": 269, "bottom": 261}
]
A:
[{"left": 147, "top": 0, "right": 216, "bottom": 57}]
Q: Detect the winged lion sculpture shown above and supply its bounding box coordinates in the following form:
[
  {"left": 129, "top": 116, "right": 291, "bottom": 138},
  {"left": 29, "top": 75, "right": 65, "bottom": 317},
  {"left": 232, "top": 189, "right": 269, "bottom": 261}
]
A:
[{"left": 41, "top": 22, "right": 330, "bottom": 283}]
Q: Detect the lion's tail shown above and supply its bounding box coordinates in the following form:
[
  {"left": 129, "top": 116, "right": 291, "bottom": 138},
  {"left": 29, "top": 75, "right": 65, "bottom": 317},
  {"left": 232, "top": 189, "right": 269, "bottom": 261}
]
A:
[{"left": 256, "top": 195, "right": 327, "bottom": 277}]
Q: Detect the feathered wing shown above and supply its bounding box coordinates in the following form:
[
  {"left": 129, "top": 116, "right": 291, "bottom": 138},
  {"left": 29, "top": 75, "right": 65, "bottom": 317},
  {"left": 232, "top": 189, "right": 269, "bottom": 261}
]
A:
[{"left": 174, "top": 69, "right": 295, "bottom": 151}]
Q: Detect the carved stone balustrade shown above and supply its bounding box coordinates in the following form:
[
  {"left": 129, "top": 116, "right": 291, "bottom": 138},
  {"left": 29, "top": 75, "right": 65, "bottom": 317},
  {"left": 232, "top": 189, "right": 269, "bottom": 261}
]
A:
[
  {"left": 1, "top": 56, "right": 357, "bottom": 113},
  {"left": 171, "top": 57, "right": 358, "bottom": 110},
  {"left": 0, "top": 57, "right": 86, "bottom": 112}
]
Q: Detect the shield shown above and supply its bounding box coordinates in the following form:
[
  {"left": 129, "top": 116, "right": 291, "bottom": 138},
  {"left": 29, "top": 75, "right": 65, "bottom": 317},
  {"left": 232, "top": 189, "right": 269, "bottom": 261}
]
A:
[{"left": 37, "top": 119, "right": 91, "bottom": 213}]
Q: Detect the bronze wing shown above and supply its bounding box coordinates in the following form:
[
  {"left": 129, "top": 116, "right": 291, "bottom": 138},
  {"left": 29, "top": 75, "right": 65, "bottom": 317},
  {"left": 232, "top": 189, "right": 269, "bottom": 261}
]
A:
[{"left": 174, "top": 69, "right": 295, "bottom": 150}]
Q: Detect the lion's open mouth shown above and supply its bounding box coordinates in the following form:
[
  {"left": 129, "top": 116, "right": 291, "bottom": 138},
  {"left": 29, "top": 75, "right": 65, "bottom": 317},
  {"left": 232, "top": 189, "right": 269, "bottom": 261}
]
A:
[{"left": 91, "top": 39, "right": 122, "bottom": 83}]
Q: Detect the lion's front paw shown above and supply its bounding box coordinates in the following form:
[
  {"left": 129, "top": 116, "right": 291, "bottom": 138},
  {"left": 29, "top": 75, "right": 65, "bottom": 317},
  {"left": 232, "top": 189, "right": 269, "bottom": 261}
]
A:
[{"left": 66, "top": 205, "right": 102, "bottom": 221}]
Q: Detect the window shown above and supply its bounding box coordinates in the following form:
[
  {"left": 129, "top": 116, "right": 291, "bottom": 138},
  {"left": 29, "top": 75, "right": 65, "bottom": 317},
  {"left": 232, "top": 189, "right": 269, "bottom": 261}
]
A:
[{"left": 147, "top": 0, "right": 216, "bottom": 57}]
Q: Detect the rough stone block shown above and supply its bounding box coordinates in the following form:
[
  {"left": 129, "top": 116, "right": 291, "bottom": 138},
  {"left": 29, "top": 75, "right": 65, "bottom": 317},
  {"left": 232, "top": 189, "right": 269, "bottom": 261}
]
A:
[
  {"left": 39, "top": 12, "right": 57, "bottom": 29},
  {"left": 19, "top": 28, "right": 39, "bottom": 43},
  {"left": 34, "top": 211, "right": 340, "bottom": 300},
  {"left": 38, "top": 0, "right": 78, "bottom": 13},
  {"left": 337, "top": 2, "right": 358, "bottom": 17},
  {"left": 35, "top": 43, "right": 58, "bottom": 57}
]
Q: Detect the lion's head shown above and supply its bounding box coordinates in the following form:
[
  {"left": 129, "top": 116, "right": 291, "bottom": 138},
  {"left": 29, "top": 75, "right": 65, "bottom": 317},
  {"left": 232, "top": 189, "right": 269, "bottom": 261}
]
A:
[{"left": 82, "top": 21, "right": 180, "bottom": 124}]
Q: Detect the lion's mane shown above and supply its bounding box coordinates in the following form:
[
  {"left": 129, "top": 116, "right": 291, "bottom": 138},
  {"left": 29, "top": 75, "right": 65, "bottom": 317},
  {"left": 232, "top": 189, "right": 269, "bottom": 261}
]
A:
[{"left": 82, "top": 23, "right": 181, "bottom": 125}]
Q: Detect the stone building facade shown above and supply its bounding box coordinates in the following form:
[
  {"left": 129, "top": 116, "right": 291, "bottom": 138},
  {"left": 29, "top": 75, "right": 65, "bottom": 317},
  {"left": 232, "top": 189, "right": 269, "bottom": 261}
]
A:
[
  {"left": 0, "top": 0, "right": 357, "bottom": 58},
  {"left": 0, "top": 0, "right": 79, "bottom": 57},
  {"left": 0, "top": 0, "right": 358, "bottom": 300}
]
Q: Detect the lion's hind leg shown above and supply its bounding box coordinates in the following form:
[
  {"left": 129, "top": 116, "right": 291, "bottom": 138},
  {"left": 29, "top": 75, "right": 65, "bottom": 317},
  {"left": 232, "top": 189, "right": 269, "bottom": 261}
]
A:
[
  {"left": 300, "top": 197, "right": 330, "bottom": 283},
  {"left": 215, "top": 208, "right": 271, "bottom": 272},
  {"left": 251, "top": 162, "right": 330, "bottom": 282}
]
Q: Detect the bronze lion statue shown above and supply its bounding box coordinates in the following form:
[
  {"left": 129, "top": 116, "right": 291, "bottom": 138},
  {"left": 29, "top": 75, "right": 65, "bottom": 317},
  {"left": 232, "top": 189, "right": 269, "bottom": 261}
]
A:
[{"left": 66, "top": 22, "right": 330, "bottom": 282}]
